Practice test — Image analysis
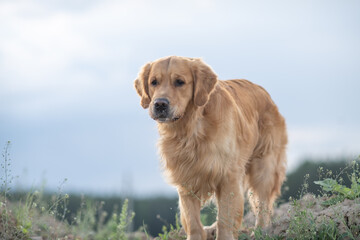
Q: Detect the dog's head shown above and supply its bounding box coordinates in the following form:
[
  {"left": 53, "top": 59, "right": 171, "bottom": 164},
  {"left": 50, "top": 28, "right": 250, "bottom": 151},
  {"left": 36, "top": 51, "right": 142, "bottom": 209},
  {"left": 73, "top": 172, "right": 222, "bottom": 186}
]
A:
[{"left": 134, "top": 56, "right": 217, "bottom": 123}]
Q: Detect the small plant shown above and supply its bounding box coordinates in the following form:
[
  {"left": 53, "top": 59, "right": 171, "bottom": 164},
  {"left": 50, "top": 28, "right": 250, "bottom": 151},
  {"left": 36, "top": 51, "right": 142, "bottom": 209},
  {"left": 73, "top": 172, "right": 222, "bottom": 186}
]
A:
[
  {"left": 0, "top": 141, "right": 27, "bottom": 239},
  {"left": 251, "top": 228, "right": 282, "bottom": 240},
  {"left": 157, "top": 213, "right": 185, "bottom": 240},
  {"left": 72, "top": 198, "right": 97, "bottom": 238},
  {"left": 95, "top": 198, "right": 135, "bottom": 240},
  {"left": 314, "top": 159, "right": 360, "bottom": 206},
  {"left": 14, "top": 191, "right": 37, "bottom": 235},
  {"left": 286, "top": 198, "right": 317, "bottom": 239},
  {"left": 1, "top": 141, "right": 12, "bottom": 235}
]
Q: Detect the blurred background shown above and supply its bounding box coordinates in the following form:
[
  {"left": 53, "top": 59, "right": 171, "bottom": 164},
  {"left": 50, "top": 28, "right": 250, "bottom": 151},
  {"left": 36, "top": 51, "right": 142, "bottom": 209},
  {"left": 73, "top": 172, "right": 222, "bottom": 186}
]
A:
[{"left": 0, "top": 0, "right": 359, "bottom": 236}]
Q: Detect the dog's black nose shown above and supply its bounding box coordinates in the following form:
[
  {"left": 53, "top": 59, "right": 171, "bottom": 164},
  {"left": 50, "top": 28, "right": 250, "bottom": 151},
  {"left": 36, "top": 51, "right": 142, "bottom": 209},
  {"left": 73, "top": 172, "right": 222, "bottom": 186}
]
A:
[{"left": 154, "top": 98, "right": 169, "bottom": 113}]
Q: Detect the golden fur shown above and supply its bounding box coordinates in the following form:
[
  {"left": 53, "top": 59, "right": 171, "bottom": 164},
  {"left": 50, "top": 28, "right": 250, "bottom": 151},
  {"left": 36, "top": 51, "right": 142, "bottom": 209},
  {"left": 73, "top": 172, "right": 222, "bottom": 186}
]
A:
[{"left": 134, "top": 56, "right": 287, "bottom": 240}]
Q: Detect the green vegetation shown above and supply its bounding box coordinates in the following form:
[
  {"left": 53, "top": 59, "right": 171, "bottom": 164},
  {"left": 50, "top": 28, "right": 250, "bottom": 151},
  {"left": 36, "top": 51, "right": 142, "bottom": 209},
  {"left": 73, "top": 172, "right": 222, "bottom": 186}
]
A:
[
  {"left": 281, "top": 157, "right": 356, "bottom": 202},
  {"left": 249, "top": 158, "right": 360, "bottom": 240},
  {"left": 314, "top": 160, "right": 360, "bottom": 206},
  {"left": 1, "top": 188, "right": 136, "bottom": 239},
  {"left": 1, "top": 141, "right": 359, "bottom": 239},
  {"left": 157, "top": 213, "right": 184, "bottom": 240}
]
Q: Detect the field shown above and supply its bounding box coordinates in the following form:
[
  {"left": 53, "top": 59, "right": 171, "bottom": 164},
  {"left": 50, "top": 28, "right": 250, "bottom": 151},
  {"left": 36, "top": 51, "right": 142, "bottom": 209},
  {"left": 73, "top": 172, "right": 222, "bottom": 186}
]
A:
[{"left": 1, "top": 141, "right": 359, "bottom": 239}]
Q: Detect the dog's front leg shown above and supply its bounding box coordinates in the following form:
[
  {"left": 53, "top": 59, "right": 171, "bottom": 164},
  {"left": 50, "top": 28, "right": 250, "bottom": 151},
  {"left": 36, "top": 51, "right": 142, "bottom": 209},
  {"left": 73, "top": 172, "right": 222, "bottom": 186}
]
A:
[{"left": 178, "top": 188, "right": 206, "bottom": 240}]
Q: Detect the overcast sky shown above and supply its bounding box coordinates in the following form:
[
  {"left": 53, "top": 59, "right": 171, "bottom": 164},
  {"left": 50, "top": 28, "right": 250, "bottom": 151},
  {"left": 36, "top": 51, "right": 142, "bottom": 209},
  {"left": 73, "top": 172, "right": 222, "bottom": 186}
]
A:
[{"left": 0, "top": 0, "right": 359, "bottom": 196}]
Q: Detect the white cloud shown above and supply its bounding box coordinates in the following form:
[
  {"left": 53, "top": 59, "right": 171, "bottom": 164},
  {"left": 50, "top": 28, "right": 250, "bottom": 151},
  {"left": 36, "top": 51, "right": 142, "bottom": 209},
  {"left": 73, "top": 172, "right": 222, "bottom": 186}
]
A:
[
  {"left": 0, "top": 0, "right": 222, "bottom": 118},
  {"left": 0, "top": 3, "right": 103, "bottom": 83}
]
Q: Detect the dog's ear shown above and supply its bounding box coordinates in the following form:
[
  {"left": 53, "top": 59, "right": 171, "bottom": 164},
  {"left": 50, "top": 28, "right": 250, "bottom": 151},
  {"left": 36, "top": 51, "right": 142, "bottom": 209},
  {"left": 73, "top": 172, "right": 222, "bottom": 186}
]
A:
[
  {"left": 191, "top": 58, "right": 217, "bottom": 107},
  {"left": 134, "top": 62, "right": 151, "bottom": 109}
]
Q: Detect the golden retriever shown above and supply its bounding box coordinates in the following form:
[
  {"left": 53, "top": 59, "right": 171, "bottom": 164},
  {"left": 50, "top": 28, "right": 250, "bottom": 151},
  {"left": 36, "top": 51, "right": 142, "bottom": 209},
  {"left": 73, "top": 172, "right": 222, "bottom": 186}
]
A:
[{"left": 134, "top": 56, "right": 287, "bottom": 240}]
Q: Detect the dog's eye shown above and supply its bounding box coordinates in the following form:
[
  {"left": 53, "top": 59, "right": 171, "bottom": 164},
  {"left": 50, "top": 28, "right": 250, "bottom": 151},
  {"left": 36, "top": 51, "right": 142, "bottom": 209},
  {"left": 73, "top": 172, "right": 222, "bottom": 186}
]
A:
[
  {"left": 151, "top": 79, "right": 158, "bottom": 86},
  {"left": 175, "top": 79, "right": 185, "bottom": 87}
]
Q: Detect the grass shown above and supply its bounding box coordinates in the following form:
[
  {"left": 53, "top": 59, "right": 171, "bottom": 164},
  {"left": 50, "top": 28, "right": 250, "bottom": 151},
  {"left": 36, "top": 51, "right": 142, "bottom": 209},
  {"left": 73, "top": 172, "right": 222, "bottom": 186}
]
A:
[
  {"left": 1, "top": 188, "right": 136, "bottom": 239},
  {"left": 1, "top": 141, "right": 137, "bottom": 239},
  {"left": 1, "top": 141, "right": 359, "bottom": 239}
]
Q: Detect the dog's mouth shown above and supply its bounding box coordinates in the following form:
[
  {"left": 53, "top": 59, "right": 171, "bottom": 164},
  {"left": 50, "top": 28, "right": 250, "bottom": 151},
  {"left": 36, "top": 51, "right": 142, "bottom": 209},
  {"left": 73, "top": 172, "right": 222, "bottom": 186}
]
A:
[
  {"left": 150, "top": 103, "right": 182, "bottom": 123},
  {"left": 156, "top": 115, "right": 182, "bottom": 123}
]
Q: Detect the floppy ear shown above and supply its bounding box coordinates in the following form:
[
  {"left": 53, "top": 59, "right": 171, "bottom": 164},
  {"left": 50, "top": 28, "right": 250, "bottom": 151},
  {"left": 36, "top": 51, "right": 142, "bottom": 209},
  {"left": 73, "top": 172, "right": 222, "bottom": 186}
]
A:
[
  {"left": 134, "top": 62, "right": 151, "bottom": 109},
  {"left": 192, "top": 59, "right": 218, "bottom": 107}
]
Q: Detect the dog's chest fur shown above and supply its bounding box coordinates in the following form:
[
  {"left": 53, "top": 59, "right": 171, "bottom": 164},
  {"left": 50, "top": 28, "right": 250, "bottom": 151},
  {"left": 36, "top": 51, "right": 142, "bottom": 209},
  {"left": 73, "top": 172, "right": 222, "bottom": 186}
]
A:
[{"left": 158, "top": 112, "right": 241, "bottom": 195}]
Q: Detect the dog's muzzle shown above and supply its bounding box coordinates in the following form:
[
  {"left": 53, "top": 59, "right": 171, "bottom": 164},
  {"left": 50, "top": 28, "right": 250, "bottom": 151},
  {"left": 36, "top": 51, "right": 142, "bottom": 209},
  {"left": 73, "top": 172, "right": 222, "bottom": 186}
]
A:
[{"left": 153, "top": 98, "right": 170, "bottom": 119}]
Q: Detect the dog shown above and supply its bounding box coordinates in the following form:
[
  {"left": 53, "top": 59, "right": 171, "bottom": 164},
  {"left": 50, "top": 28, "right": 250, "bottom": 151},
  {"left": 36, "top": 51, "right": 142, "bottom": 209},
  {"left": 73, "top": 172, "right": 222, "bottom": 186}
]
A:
[{"left": 134, "top": 56, "right": 287, "bottom": 240}]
